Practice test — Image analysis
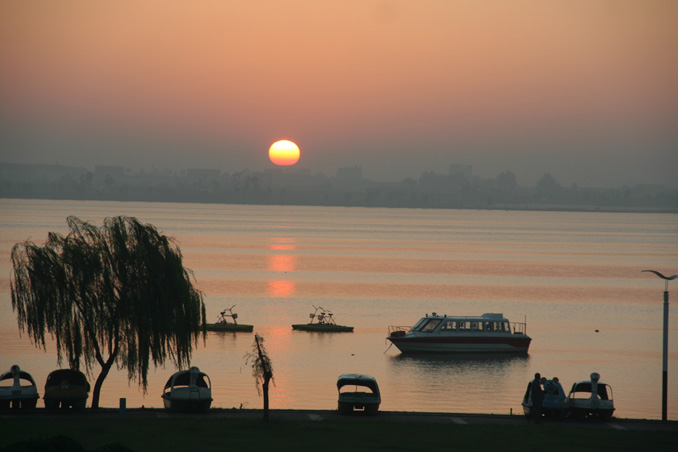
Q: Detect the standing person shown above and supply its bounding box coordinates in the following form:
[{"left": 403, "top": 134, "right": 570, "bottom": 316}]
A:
[{"left": 530, "top": 372, "right": 544, "bottom": 423}]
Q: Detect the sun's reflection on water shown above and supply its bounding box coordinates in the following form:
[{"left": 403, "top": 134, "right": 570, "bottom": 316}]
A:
[{"left": 267, "top": 238, "right": 297, "bottom": 297}]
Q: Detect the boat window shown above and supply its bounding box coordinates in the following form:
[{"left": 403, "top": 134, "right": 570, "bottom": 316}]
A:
[
  {"left": 418, "top": 319, "right": 442, "bottom": 332},
  {"left": 471, "top": 321, "right": 483, "bottom": 331},
  {"left": 598, "top": 385, "right": 609, "bottom": 400},
  {"left": 196, "top": 375, "right": 209, "bottom": 388},
  {"left": 457, "top": 321, "right": 468, "bottom": 330},
  {"left": 484, "top": 322, "right": 494, "bottom": 332},
  {"left": 440, "top": 320, "right": 457, "bottom": 331},
  {"left": 498, "top": 322, "right": 507, "bottom": 332}
]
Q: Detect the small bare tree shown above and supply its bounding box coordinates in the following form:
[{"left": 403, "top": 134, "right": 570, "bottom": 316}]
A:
[{"left": 245, "top": 334, "right": 274, "bottom": 422}]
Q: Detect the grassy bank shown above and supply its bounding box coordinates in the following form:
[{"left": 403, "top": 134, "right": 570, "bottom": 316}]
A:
[{"left": 1, "top": 418, "right": 677, "bottom": 452}]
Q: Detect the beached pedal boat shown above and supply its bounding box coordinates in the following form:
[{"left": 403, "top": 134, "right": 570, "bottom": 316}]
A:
[
  {"left": 568, "top": 372, "right": 615, "bottom": 419},
  {"left": 161, "top": 366, "right": 213, "bottom": 412},
  {"left": 337, "top": 374, "right": 381, "bottom": 415},
  {"left": 205, "top": 305, "right": 253, "bottom": 332},
  {"left": 44, "top": 369, "right": 90, "bottom": 410},
  {"left": 0, "top": 365, "right": 39, "bottom": 410},
  {"left": 292, "top": 306, "right": 354, "bottom": 332},
  {"left": 522, "top": 376, "right": 568, "bottom": 419}
]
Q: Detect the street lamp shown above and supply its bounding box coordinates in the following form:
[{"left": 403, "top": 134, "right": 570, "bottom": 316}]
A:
[{"left": 643, "top": 270, "right": 677, "bottom": 422}]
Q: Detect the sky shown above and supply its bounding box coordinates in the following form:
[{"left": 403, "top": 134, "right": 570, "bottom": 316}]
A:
[{"left": 1, "top": 0, "right": 677, "bottom": 187}]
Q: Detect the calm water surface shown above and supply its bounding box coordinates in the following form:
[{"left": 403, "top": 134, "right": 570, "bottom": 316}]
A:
[{"left": 1, "top": 199, "right": 676, "bottom": 419}]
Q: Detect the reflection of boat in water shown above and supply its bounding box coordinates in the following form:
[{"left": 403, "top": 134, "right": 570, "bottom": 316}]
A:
[
  {"left": 389, "top": 352, "right": 529, "bottom": 376},
  {"left": 292, "top": 306, "right": 354, "bottom": 332},
  {"left": 391, "top": 352, "right": 529, "bottom": 364},
  {"left": 568, "top": 372, "right": 614, "bottom": 419},
  {"left": 387, "top": 313, "right": 531, "bottom": 354},
  {"left": 0, "top": 365, "right": 39, "bottom": 410},
  {"left": 162, "top": 366, "right": 213, "bottom": 412},
  {"left": 522, "top": 377, "right": 568, "bottom": 418},
  {"left": 205, "top": 306, "right": 253, "bottom": 332}
]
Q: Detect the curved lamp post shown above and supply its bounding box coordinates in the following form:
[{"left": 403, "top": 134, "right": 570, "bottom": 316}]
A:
[{"left": 643, "top": 270, "right": 677, "bottom": 422}]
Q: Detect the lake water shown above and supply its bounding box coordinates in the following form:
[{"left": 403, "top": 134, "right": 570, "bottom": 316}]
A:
[{"left": 1, "top": 199, "right": 677, "bottom": 419}]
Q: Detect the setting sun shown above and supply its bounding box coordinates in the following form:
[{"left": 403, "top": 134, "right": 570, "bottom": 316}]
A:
[{"left": 269, "top": 140, "right": 300, "bottom": 166}]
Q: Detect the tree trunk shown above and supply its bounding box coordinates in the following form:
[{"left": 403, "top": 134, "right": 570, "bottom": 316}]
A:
[
  {"left": 91, "top": 350, "right": 117, "bottom": 409},
  {"left": 262, "top": 378, "right": 269, "bottom": 422}
]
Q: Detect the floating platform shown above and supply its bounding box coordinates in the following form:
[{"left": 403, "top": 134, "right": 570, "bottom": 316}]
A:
[
  {"left": 292, "top": 324, "right": 353, "bottom": 333},
  {"left": 205, "top": 323, "right": 253, "bottom": 332}
]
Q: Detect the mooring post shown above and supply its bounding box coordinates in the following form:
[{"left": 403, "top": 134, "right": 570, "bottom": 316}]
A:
[{"left": 120, "top": 397, "right": 126, "bottom": 419}]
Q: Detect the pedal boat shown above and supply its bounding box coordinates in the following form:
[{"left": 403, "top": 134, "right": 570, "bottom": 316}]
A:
[
  {"left": 205, "top": 305, "right": 253, "bottom": 332},
  {"left": 0, "top": 365, "right": 39, "bottom": 410},
  {"left": 522, "top": 376, "right": 568, "bottom": 418},
  {"left": 567, "top": 372, "right": 614, "bottom": 419},
  {"left": 161, "top": 366, "right": 213, "bottom": 412},
  {"left": 292, "top": 306, "right": 354, "bottom": 332},
  {"left": 337, "top": 374, "right": 381, "bottom": 415},
  {"left": 43, "top": 369, "right": 90, "bottom": 410}
]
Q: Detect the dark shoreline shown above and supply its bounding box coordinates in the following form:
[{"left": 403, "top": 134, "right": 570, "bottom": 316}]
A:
[
  {"left": 2, "top": 407, "right": 676, "bottom": 431},
  {"left": 2, "top": 408, "right": 677, "bottom": 452}
]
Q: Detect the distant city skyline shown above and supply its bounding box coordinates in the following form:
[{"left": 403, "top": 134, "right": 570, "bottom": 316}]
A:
[
  {"left": 1, "top": 155, "right": 674, "bottom": 190},
  {"left": 2, "top": 160, "right": 675, "bottom": 215}
]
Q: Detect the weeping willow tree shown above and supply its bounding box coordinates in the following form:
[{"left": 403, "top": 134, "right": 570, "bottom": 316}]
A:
[
  {"left": 245, "top": 334, "right": 274, "bottom": 422},
  {"left": 10, "top": 216, "right": 206, "bottom": 408}
]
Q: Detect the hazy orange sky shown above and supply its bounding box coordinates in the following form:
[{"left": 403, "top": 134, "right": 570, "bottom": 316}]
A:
[{"left": 1, "top": 0, "right": 676, "bottom": 187}]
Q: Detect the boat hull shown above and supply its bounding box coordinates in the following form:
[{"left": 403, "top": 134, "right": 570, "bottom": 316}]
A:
[
  {"left": 162, "top": 394, "right": 212, "bottom": 412},
  {"left": 292, "top": 324, "right": 354, "bottom": 332},
  {"left": 205, "top": 323, "right": 253, "bottom": 332},
  {"left": 0, "top": 394, "right": 39, "bottom": 410},
  {"left": 387, "top": 335, "right": 531, "bottom": 354}
]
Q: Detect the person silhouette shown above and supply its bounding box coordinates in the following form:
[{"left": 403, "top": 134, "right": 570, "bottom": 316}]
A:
[{"left": 530, "top": 372, "right": 544, "bottom": 423}]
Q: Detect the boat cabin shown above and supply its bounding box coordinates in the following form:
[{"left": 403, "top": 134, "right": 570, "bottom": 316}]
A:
[{"left": 407, "top": 313, "right": 524, "bottom": 335}]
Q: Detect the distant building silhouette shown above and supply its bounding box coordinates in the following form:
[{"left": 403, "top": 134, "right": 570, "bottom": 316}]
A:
[
  {"left": 1, "top": 163, "right": 87, "bottom": 183},
  {"left": 336, "top": 166, "right": 363, "bottom": 190},
  {"left": 94, "top": 165, "right": 126, "bottom": 179},
  {"left": 449, "top": 164, "right": 472, "bottom": 179}
]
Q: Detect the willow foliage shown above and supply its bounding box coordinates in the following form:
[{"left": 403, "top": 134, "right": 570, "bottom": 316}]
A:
[{"left": 10, "top": 216, "right": 206, "bottom": 408}]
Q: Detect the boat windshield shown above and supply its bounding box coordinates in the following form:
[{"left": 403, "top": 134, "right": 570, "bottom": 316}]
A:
[
  {"left": 415, "top": 319, "right": 441, "bottom": 333},
  {"left": 411, "top": 318, "right": 428, "bottom": 331}
]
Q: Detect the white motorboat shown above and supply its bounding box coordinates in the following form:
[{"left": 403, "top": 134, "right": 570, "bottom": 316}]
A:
[
  {"left": 161, "top": 366, "right": 213, "bottom": 412},
  {"left": 387, "top": 313, "right": 531, "bottom": 354},
  {"left": 0, "top": 365, "right": 39, "bottom": 410}
]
